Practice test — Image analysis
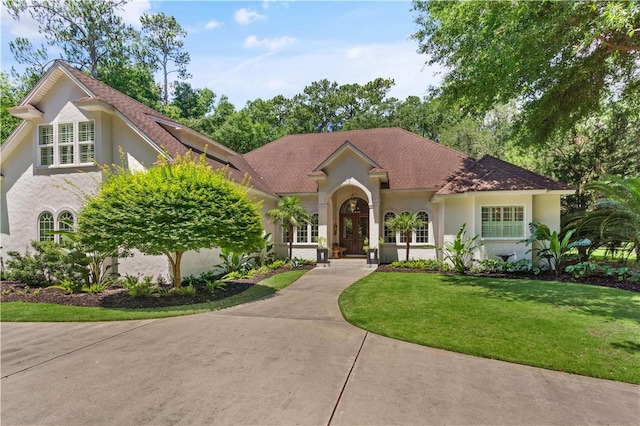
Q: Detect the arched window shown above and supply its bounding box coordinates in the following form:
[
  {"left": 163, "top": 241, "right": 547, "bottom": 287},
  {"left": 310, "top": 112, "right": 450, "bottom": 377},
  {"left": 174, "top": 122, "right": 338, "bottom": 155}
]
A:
[
  {"left": 296, "top": 218, "right": 308, "bottom": 243},
  {"left": 38, "top": 212, "right": 54, "bottom": 242},
  {"left": 399, "top": 211, "right": 411, "bottom": 243},
  {"left": 57, "top": 211, "right": 75, "bottom": 244},
  {"left": 416, "top": 211, "right": 429, "bottom": 243},
  {"left": 383, "top": 212, "right": 396, "bottom": 243}
]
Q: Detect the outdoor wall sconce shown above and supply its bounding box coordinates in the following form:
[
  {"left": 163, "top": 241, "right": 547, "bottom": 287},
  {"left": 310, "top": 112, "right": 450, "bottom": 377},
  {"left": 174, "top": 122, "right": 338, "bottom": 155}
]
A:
[{"left": 333, "top": 224, "right": 338, "bottom": 235}]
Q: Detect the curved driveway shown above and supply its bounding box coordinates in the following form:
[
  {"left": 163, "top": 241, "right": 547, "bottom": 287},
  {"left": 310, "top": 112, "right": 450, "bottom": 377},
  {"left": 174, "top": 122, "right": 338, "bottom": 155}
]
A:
[{"left": 2, "top": 261, "right": 639, "bottom": 425}]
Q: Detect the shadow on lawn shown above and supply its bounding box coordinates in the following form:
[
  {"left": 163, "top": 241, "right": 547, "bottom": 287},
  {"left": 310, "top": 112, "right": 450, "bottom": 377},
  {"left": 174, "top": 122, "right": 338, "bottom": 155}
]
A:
[
  {"left": 439, "top": 274, "right": 640, "bottom": 324},
  {"left": 610, "top": 340, "right": 640, "bottom": 354}
]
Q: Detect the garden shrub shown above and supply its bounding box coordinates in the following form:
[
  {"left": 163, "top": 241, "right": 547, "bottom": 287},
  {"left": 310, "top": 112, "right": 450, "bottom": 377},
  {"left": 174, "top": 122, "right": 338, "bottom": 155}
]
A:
[
  {"left": 5, "top": 241, "right": 82, "bottom": 286},
  {"left": 204, "top": 281, "right": 227, "bottom": 293},
  {"left": 390, "top": 259, "right": 443, "bottom": 270},
  {"left": 268, "top": 259, "right": 288, "bottom": 270},
  {"left": 173, "top": 284, "right": 196, "bottom": 297}
]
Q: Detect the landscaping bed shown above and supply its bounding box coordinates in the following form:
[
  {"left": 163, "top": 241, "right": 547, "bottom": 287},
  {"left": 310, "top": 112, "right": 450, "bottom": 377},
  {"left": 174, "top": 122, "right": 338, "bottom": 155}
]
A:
[
  {"left": 0, "top": 266, "right": 313, "bottom": 309},
  {"left": 376, "top": 264, "right": 640, "bottom": 293}
]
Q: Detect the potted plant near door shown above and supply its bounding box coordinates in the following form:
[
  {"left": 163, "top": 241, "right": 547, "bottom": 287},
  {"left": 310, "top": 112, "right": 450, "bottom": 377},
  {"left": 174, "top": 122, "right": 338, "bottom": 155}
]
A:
[
  {"left": 364, "top": 238, "right": 379, "bottom": 265},
  {"left": 316, "top": 237, "right": 329, "bottom": 264}
]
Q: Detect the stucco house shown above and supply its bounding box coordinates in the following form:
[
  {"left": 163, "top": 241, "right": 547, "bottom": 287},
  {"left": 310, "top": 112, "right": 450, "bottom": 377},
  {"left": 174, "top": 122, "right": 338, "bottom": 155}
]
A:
[{"left": 1, "top": 61, "right": 572, "bottom": 279}]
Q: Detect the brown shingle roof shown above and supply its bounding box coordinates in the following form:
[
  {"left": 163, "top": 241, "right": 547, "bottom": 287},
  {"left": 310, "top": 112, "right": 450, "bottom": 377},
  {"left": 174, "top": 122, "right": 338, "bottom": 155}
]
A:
[
  {"left": 55, "top": 61, "right": 274, "bottom": 196},
  {"left": 243, "top": 127, "right": 471, "bottom": 193},
  {"left": 436, "top": 155, "right": 572, "bottom": 195}
]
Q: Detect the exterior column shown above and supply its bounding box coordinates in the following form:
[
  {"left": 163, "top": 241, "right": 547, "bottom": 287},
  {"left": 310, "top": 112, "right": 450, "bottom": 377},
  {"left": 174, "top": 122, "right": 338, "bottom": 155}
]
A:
[
  {"left": 318, "top": 203, "right": 328, "bottom": 243},
  {"left": 369, "top": 201, "right": 380, "bottom": 249}
]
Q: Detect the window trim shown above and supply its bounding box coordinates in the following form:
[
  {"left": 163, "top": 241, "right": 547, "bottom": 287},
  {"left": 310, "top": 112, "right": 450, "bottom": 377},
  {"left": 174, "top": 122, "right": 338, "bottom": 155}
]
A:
[
  {"left": 283, "top": 213, "right": 319, "bottom": 245},
  {"left": 384, "top": 210, "right": 431, "bottom": 246},
  {"left": 480, "top": 205, "right": 526, "bottom": 239},
  {"left": 36, "top": 119, "right": 95, "bottom": 168},
  {"left": 38, "top": 211, "right": 55, "bottom": 242}
]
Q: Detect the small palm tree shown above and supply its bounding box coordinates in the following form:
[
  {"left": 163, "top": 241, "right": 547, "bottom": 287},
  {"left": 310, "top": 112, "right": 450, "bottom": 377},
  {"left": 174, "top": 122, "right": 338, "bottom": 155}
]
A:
[
  {"left": 578, "top": 176, "right": 640, "bottom": 262},
  {"left": 385, "top": 212, "right": 427, "bottom": 261},
  {"left": 267, "top": 196, "right": 311, "bottom": 260}
]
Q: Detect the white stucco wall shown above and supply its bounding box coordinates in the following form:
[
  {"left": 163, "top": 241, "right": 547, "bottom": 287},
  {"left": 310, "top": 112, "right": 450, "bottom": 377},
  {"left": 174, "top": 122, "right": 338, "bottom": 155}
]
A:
[{"left": 1, "top": 75, "right": 244, "bottom": 281}]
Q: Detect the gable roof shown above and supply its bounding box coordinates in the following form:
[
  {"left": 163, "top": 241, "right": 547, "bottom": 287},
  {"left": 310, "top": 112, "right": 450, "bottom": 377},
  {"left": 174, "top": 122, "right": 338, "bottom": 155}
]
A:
[
  {"left": 435, "top": 155, "right": 573, "bottom": 195},
  {"left": 3, "top": 61, "right": 274, "bottom": 196},
  {"left": 243, "top": 127, "right": 472, "bottom": 194}
]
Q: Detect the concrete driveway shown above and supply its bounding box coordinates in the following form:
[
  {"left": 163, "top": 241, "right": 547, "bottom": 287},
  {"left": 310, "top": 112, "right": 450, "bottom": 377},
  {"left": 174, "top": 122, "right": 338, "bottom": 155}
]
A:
[{"left": 2, "top": 261, "right": 639, "bottom": 425}]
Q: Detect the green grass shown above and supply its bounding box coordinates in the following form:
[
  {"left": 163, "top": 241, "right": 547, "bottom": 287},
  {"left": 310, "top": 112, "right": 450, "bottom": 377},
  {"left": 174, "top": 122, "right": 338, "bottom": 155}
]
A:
[
  {"left": 0, "top": 269, "right": 308, "bottom": 322},
  {"left": 339, "top": 272, "right": 640, "bottom": 384}
]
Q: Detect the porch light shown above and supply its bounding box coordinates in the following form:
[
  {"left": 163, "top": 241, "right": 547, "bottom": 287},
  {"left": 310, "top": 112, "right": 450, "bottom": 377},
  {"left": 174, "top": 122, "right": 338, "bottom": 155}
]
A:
[{"left": 349, "top": 197, "right": 358, "bottom": 213}]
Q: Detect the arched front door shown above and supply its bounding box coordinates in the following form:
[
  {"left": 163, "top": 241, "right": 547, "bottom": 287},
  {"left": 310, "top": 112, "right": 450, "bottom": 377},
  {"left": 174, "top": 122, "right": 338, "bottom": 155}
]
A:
[{"left": 339, "top": 197, "right": 368, "bottom": 255}]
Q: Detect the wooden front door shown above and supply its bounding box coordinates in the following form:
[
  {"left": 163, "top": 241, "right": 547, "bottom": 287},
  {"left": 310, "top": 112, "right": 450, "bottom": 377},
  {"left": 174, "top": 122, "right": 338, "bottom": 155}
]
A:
[{"left": 339, "top": 197, "right": 368, "bottom": 255}]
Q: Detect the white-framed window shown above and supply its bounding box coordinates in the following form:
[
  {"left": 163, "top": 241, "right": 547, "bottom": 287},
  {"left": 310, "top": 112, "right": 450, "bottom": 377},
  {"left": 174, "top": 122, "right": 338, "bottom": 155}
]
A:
[
  {"left": 399, "top": 211, "right": 411, "bottom": 243},
  {"left": 38, "top": 212, "right": 54, "bottom": 242},
  {"left": 57, "top": 211, "right": 75, "bottom": 244},
  {"left": 386, "top": 210, "right": 430, "bottom": 244},
  {"left": 383, "top": 212, "right": 396, "bottom": 243},
  {"left": 39, "top": 125, "right": 54, "bottom": 166},
  {"left": 37, "top": 120, "right": 95, "bottom": 167},
  {"left": 284, "top": 213, "right": 320, "bottom": 244},
  {"left": 296, "top": 219, "right": 308, "bottom": 243},
  {"left": 481, "top": 206, "right": 524, "bottom": 238},
  {"left": 415, "top": 211, "right": 429, "bottom": 243}
]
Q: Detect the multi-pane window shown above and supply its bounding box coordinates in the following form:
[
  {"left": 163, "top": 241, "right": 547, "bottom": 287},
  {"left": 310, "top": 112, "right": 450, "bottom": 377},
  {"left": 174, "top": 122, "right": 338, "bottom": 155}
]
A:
[
  {"left": 37, "top": 121, "right": 95, "bottom": 167},
  {"left": 385, "top": 211, "right": 430, "bottom": 244},
  {"left": 39, "top": 125, "right": 54, "bottom": 166},
  {"left": 399, "top": 211, "right": 410, "bottom": 243},
  {"left": 38, "top": 212, "right": 54, "bottom": 242},
  {"left": 282, "top": 220, "right": 289, "bottom": 244},
  {"left": 383, "top": 212, "right": 396, "bottom": 243},
  {"left": 78, "top": 121, "right": 95, "bottom": 163},
  {"left": 296, "top": 219, "right": 308, "bottom": 243},
  {"left": 58, "top": 123, "right": 74, "bottom": 164},
  {"left": 288, "top": 213, "right": 320, "bottom": 244},
  {"left": 57, "top": 211, "right": 74, "bottom": 244},
  {"left": 481, "top": 206, "right": 524, "bottom": 238},
  {"left": 415, "top": 211, "right": 429, "bottom": 243}
]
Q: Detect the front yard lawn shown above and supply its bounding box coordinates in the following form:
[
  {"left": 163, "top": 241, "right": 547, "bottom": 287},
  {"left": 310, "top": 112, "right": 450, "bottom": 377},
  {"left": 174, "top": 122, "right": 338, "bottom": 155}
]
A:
[{"left": 339, "top": 272, "right": 640, "bottom": 384}]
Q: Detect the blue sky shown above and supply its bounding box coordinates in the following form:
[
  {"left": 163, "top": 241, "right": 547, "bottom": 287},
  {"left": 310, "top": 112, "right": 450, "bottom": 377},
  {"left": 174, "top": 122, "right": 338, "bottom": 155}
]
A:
[{"left": 1, "top": 1, "right": 442, "bottom": 107}]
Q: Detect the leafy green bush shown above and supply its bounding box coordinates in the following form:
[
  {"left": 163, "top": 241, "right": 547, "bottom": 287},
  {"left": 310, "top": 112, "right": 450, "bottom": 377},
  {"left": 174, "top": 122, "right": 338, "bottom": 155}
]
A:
[
  {"left": 173, "top": 284, "right": 196, "bottom": 297},
  {"left": 390, "top": 259, "right": 443, "bottom": 270},
  {"left": 204, "top": 281, "right": 227, "bottom": 293},
  {"left": 565, "top": 262, "right": 639, "bottom": 282},
  {"left": 5, "top": 241, "right": 82, "bottom": 286},
  {"left": 181, "top": 270, "right": 225, "bottom": 289},
  {"left": 268, "top": 259, "right": 288, "bottom": 270},
  {"left": 84, "top": 282, "right": 109, "bottom": 294},
  {"left": 47, "top": 278, "right": 83, "bottom": 295},
  {"left": 121, "top": 274, "right": 141, "bottom": 289},
  {"left": 441, "top": 223, "right": 482, "bottom": 273},
  {"left": 473, "top": 259, "right": 507, "bottom": 273},
  {"left": 128, "top": 281, "right": 153, "bottom": 298}
]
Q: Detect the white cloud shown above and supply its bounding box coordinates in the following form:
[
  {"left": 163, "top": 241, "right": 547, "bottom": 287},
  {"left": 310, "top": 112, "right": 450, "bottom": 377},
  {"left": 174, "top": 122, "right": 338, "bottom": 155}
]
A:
[
  {"left": 234, "top": 8, "right": 266, "bottom": 26},
  {"left": 345, "top": 46, "right": 373, "bottom": 60},
  {"left": 1, "top": 6, "right": 45, "bottom": 40},
  {"left": 188, "top": 40, "right": 443, "bottom": 107},
  {"left": 244, "top": 35, "right": 296, "bottom": 51},
  {"left": 205, "top": 19, "right": 223, "bottom": 30},
  {"left": 118, "top": 0, "right": 151, "bottom": 28}
]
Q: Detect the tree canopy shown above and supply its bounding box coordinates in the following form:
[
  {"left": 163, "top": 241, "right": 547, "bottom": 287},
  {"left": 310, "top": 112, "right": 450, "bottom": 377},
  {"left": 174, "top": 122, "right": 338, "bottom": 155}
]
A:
[
  {"left": 412, "top": 0, "right": 640, "bottom": 145},
  {"left": 77, "top": 153, "right": 264, "bottom": 287}
]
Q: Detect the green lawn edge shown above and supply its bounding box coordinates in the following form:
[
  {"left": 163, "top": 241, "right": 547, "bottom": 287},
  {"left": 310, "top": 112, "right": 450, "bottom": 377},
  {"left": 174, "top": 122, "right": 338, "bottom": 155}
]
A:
[
  {"left": 0, "top": 269, "right": 308, "bottom": 322},
  {"left": 339, "top": 272, "right": 640, "bottom": 384}
]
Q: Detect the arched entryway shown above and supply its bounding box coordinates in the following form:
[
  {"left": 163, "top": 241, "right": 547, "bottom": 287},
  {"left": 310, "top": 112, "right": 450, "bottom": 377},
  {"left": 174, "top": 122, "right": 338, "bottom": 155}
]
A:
[{"left": 339, "top": 197, "right": 368, "bottom": 255}]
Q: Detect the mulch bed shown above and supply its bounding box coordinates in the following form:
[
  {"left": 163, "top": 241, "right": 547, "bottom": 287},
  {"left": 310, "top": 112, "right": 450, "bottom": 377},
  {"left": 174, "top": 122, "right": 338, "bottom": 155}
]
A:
[
  {"left": 0, "top": 266, "right": 314, "bottom": 309},
  {"left": 376, "top": 264, "right": 640, "bottom": 293}
]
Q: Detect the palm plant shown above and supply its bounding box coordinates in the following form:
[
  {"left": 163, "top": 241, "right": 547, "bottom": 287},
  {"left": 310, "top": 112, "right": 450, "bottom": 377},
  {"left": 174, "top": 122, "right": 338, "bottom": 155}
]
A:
[
  {"left": 576, "top": 177, "right": 639, "bottom": 263},
  {"left": 267, "top": 196, "right": 311, "bottom": 260},
  {"left": 385, "top": 212, "right": 427, "bottom": 261}
]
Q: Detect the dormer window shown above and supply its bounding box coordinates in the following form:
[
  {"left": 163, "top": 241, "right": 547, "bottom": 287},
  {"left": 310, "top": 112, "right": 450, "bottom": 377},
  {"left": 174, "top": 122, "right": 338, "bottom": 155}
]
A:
[{"left": 37, "top": 121, "right": 94, "bottom": 167}]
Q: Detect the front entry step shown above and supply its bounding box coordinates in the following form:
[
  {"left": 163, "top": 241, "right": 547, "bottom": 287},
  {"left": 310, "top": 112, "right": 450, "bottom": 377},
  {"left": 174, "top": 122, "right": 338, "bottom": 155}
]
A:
[{"left": 317, "top": 258, "right": 374, "bottom": 269}]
